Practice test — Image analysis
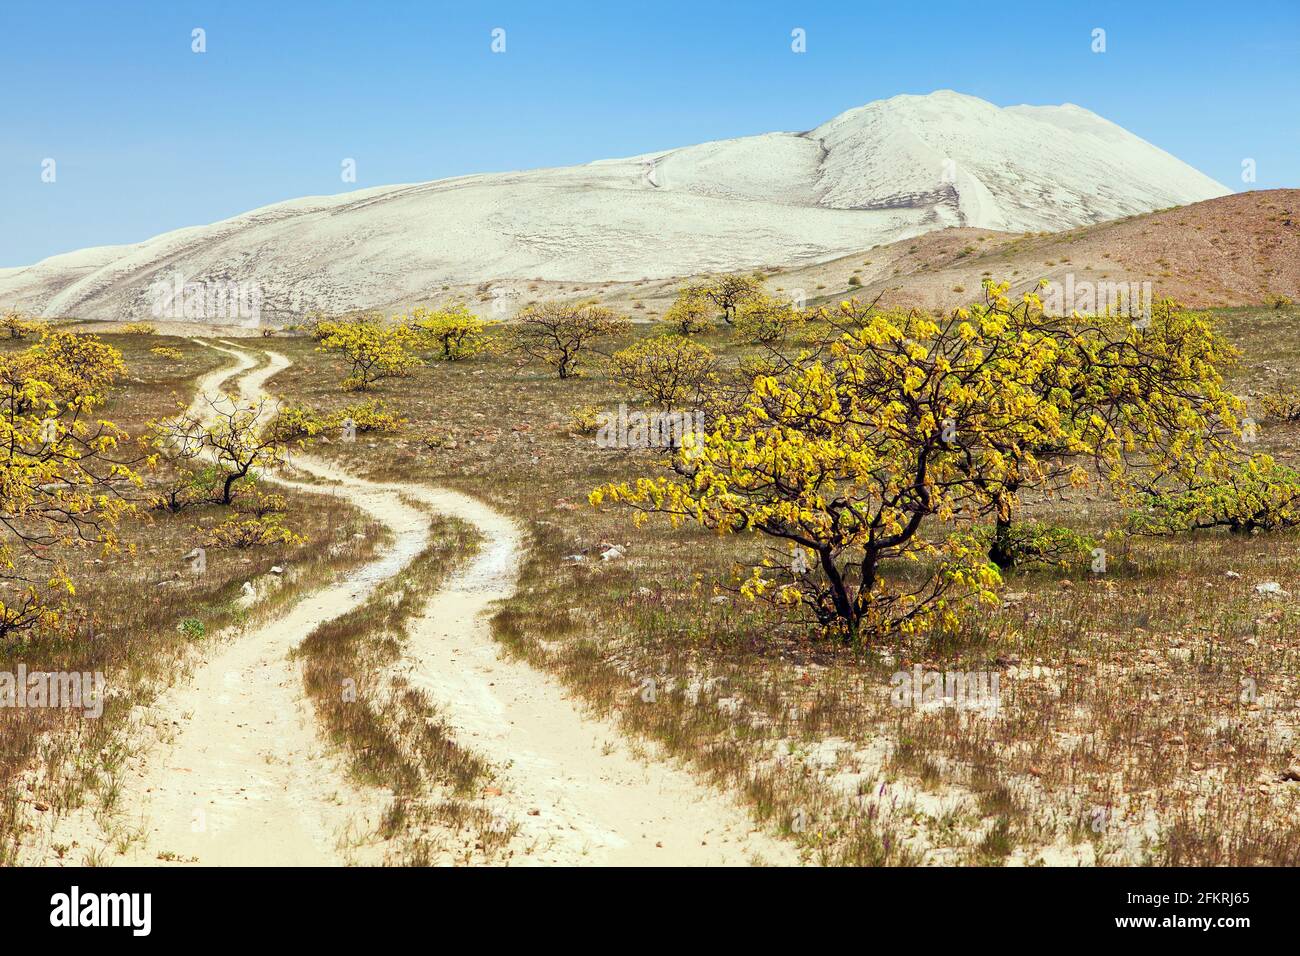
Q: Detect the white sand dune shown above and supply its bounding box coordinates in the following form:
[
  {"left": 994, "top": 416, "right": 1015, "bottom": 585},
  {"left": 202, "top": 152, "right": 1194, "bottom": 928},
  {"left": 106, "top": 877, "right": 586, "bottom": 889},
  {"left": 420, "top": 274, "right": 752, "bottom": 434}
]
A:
[{"left": 1, "top": 90, "right": 1228, "bottom": 321}]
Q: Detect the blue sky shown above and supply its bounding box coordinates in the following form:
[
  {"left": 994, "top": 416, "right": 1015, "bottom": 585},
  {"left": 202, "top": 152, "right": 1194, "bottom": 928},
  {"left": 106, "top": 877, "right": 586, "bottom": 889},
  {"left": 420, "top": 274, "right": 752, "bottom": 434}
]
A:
[{"left": 2, "top": 0, "right": 1297, "bottom": 267}]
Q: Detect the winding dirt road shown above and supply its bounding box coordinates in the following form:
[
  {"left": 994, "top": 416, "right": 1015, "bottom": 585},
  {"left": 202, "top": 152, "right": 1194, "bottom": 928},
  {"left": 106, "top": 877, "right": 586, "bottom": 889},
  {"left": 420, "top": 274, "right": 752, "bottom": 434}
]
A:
[{"left": 29, "top": 342, "right": 796, "bottom": 866}]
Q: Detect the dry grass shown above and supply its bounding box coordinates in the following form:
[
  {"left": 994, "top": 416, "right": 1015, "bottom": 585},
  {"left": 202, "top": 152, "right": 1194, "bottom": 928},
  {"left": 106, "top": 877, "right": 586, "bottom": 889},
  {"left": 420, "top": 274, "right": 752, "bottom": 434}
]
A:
[
  {"left": 10, "top": 305, "right": 1300, "bottom": 867},
  {"left": 251, "top": 307, "right": 1300, "bottom": 865},
  {"left": 293, "top": 510, "right": 518, "bottom": 864}
]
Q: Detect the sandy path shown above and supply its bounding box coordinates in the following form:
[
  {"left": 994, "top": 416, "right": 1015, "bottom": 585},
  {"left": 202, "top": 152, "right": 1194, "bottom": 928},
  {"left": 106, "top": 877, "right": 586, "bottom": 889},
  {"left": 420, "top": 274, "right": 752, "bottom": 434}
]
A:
[
  {"left": 392, "top": 482, "right": 796, "bottom": 865},
  {"left": 30, "top": 342, "right": 796, "bottom": 866},
  {"left": 26, "top": 346, "right": 433, "bottom": 866},
  {"left": 239, "top": 345, "right": 797, "bottom": 866}
]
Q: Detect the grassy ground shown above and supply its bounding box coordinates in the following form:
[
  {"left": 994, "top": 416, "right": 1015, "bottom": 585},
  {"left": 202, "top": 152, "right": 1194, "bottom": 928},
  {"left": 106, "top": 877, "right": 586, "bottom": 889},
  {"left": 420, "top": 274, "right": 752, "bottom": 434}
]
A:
[
  {"left": 9, "top": 308, "right": 1300, "bottom": 866},
  {"left": 0, "top": 332, "right": 383, "bottom": 864},
  {"left": 293, "top": 509, "right": 519, "bottom": 864},
  {"left": 255, "top": 306, "right": 1300, "bottom": 866}
]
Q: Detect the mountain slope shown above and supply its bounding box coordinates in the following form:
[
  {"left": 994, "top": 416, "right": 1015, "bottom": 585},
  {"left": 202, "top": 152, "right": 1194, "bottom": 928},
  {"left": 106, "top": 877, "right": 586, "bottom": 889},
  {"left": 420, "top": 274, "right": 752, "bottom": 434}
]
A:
[{"left": 1, "top": 90, "right": 1230, "bottom": 321}]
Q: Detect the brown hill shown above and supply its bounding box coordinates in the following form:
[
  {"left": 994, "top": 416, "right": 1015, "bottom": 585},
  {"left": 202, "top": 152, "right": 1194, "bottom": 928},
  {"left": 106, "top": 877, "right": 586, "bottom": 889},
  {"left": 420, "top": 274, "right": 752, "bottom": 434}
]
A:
[
  {"left": 570, "top": 189, "right": 1298, "bottom": 319},
  {"left": 769, "top": 188, "right": 1300, "bottom": 314}
]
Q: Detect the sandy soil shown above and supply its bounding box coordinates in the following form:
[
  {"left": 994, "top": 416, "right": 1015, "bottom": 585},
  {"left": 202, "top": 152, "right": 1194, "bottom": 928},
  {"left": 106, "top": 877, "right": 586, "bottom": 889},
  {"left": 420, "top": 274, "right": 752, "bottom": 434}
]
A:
[{"left": 25, "top": 343, "right": 796, "bottom": 866}]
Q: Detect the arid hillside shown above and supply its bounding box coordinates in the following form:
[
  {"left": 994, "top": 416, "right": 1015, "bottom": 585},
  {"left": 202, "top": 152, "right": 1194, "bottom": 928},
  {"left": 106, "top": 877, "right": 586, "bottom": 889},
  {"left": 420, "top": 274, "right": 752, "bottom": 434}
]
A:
[
  {"left": 579, "top": 189, "right": 1300, "bottom": 320},
  {"left": 799, "top": 188, "right": 1300, "bottom": 312}
]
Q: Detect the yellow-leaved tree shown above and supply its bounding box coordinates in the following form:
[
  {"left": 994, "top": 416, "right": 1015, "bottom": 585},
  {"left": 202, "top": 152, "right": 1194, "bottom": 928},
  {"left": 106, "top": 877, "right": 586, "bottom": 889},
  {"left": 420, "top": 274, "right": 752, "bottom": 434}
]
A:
[
  {"left": 661, "top": 287, "right": 712, "bottom": 336},
  {"left": 829, "top": 283, "right": 1245, "bottom": 569},
  {"left": 1, "top": 309, "right": 42, "bottom": 340},
  {"left": 609, "top": 336, "right": 716, "bottom": 409},
  {"left": 0, "top": 331, "right": 139, "bottom": 639},
  {"left": 316, "top": 317, "right": 422, "bottom": 390},
  {"left": 591, "top": 280, "right": 1244, "bottom": 640},
  {"left": 410, "top": 303, "right": 496, "bottom": 360},
  {"left": 734, "top": 293, "right": 805, "bottom": 345},
  {"left": 684, "top": 273, "right": 765, "bottom": 326}
]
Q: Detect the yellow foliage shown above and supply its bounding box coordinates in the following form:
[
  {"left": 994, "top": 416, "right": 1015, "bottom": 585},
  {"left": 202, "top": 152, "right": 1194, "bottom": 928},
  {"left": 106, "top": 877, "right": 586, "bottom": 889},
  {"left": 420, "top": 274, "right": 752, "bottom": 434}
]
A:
[
  {"left": 0, "top": 331, "right": 136, "bottom": 638},
  {"left": 202, "top": 513, "right": 306, "bottom": 549},
  {"left": 316, "top": 317, "right": 422, "bottom": 390},
  {"left": 593, "top": 280, "right": 1242, "bottom": 640},
  {"left": 662, "top": 288, "right": 712, "bottom": 335},
  {"left": 410, "top": 303, "right": 496, "bottom": 360},
  {"left": 609, "top": 336, "right": 715, "bottom": 407}
]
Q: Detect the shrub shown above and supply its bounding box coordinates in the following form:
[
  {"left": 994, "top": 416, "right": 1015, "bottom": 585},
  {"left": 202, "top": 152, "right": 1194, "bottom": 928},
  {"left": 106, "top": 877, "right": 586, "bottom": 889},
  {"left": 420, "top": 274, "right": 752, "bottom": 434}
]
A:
[
  {"left": 972, "top": 522, "right": 1096, "bottom": 570},
  {"left": 150, "top": 463, "right": 226, "bottom": 512},
  {"left": 268, "top": 404, "right": 325, "bottom": 443},
  {"left": 1, "top": 310, "right": 41, "bottom": 339},
  {"left": 410, "top": 303, "right": 495, "bottom": 360},
  {"left": 1127, "top": 455, "right": 1300, "bottom": 535},
  {"left": 683, "top": 273, "right": 765, "bottom": 325},
  {"left": 569, "top": 405, "right": 602, "bottom": 435},
  {"left": 202, "top": 513, "right": 307, "bottom": 549},
  {"left": 734, "top": 294, "right": 803, "bottom": 345},
  {"left": 662, "top": 288, "right": 712, "bottom": 336},
  {"left": 178, "top": 618, "right": 205, "bottom": 639},
  {"left": 328, "top": 399, "right": 406, "bottom": 434},
  {"left": 235, "top": 485, "right": 288, "bottom": 518},
  {"left": 1257, "top": 387, "right": 1300, "bottom": 424},
  {"left": 609, "top": 337, "right": 715, "bottom": 407},
  {"left": 512, "top": 300, "right": 628, "bottom": 379},
  {"left": 316, "top": 317, "right": 422, "bottom": 390},
  {"left": 120, "top": 322, "right": 156, "bottom": 334}
]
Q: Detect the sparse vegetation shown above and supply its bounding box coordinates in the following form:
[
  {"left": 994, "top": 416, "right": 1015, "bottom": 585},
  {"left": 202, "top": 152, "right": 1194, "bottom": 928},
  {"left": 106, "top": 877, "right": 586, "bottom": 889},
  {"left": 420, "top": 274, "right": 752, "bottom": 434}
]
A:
[
  {"left": 316, "top": 317, "right": 422, "bottom": 390},
  {"left": 410, "top": 303, "right": 495, "bottom": 361},
  {"left": 512, "top": 300, "right": 628, "bottom": 379}
]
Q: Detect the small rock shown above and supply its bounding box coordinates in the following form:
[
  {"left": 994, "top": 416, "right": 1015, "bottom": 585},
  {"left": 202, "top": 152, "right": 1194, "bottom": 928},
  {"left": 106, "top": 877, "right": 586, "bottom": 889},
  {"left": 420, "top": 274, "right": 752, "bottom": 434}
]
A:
[
  {"left": 1255, "top": 581, "right": 1287, "bottom": 597},
  {"left": 1225, "top": 570, "right": 1241, "bottom": 580},
  {"left": 270, "top": 566, "right": 284, "bottom": 575},
  {"left": 1281, "top": 764, "right": 1300, "bottom": 782},
  {"left": 562, "top": 554, "right": 586, "bottom": 563},
  {"left": 709, "top": 595, "right": 729, "bottom": 605},
  {"left": 600, "top": 546, "right": 624, "bottom": 561}
]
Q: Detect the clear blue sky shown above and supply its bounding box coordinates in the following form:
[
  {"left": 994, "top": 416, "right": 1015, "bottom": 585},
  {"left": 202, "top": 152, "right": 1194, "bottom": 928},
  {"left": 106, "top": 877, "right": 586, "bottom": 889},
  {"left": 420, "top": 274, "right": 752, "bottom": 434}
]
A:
[{"left": 2, "top": 0, "right": 1297, "bottom": 267}]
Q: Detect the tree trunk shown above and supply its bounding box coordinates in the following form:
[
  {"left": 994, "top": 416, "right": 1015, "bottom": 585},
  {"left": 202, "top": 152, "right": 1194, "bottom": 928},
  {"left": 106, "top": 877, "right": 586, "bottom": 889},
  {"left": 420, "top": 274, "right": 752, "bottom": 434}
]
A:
[
  {"left": 222, "top": 472, "right": 240, "bottom": 505},
  {"left": 987, "top": 486, "right": 1019, "bottom": 570},
  {"left": 988, "top": 512, "right": 1015, "bottom": 570}
]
